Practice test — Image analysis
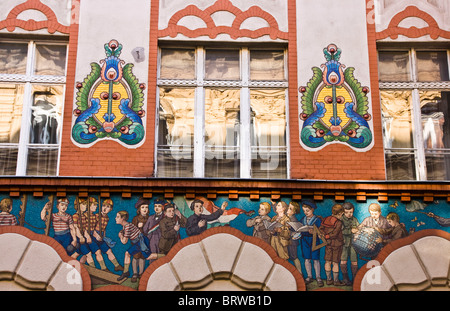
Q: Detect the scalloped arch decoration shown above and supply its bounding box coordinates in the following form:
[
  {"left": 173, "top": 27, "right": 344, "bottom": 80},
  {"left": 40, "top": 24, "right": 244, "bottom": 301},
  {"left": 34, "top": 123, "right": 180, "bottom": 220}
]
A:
[
  {"left": 0, "top": 0, "right": 70, "bottom": 34},
  {"left": 376, "top": 5, "right": 450, "bottom": 40},
  {"left": 158, "top": 0, "right": 288, "bottom": 40}
]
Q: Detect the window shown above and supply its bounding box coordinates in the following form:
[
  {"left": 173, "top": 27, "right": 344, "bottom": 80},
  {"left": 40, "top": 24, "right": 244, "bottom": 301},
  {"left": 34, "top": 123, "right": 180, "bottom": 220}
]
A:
[
  {"left": 0, "top": 40, "right": 67, "bottom": 176},
  {"left": 379, "top": 48, "right": 450, "bottom": 180},
  {"left": 156, "top": 46, "right": 288, "bottom": 179}
]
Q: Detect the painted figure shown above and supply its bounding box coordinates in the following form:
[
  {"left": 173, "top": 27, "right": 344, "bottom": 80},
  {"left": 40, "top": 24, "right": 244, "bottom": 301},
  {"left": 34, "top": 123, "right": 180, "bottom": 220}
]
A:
[
  {"left": 143, "top": 198, "right": 165, "bottom": 261},
  {"left": 358, "top": 203, "right": 391, "bottom": 231},
  {"left": 186, "top": 199, "right": 227, "bottom": 236},
  {"left": 268, "top": 201, "right": 291, "bottom": 260},
  {"left": 72, "top": 197, "right": 96, "bottom": 267},
  {"left": 158, "top": 203, "right": 187, "bottom": 255},
  {"left": 40, "top": 198, "right": 77, "bottom": 255},
  {"left": 91, "top": 199, "right": 123, "bottom": 273},
  {"left": 340, "top": 202, "right": 360, "bottom": 285},
  {"left": 0, "top": 198, "right": 18, "bottom": 226},
  {"left": 319, "top": 203, "right": 345, "bottom": 286},
  {"left": 378, "top": 212, "right": 408, "bottom": 245},
  {"left": 287, "top": 201, "right": 302, "bottom": 274},
  {"left": 115, "top": 210, "right": 153, "bottom": 282},
  {"left": 246, "top": 202, "right": 272, "bottom": 244},
  {"left": 299, "top": 199, "right": 324, "bottom": 287},
  {"left": 131, "top": 198, "right": 150, "bottom": 281}
]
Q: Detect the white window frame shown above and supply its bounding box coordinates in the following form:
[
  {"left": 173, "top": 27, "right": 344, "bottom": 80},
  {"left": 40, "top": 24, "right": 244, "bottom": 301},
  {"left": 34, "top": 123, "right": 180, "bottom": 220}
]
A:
[
  {"left": 379, "top": 47, "right": 450, "bottom": 181},
  {"left": 156, "top": 45, "right": 290, "bottom": 179},
  {"left": 0, "top": 39, "right": 67, "bottom": 176}
]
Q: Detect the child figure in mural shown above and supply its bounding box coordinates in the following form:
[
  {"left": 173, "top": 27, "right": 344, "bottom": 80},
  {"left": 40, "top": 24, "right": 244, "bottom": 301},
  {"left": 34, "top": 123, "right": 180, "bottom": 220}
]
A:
[
  {"left": 186, "top": 199, "right": 227, "bottom": 236},
  {"left": 158, "top": 203, "right": 187, "bottom": 255},
  {"left": 91, "top": 199, "right": 123, "bottom": 273},
  {"left": 287, "top": 201, "right": 303, "bottom": 274},
  {"left": 299, "top": 199, "right": 324, "bottom": 287},
  {"left": 0, "top": 198, "right": 18, "bottom": 226},
  {"left": 116, "top": 210, "right": 155, "bottom": 282},
  {"left": 40, "top": 198, "right": 77, "bottom": 256},
  {"left": 268, "top": 201, "right": 291, "bottom": 261},
  {"left": 340, "top": 202, "right": 360, "bottom": 285},
  {"left": 143, "top": 198, "right": 165, "bottom": 263},
  {"left": 246, "top": 202, "right": 272, "bottom": 245},
  {"left": 72, "top": 197, "right": 96, "bottom": 267},
  {"left": 131, "top": 199, "right": 150, "bottom": 282},
  {"left": 358, "top": 203, "right": 391, "bottom": 231},
  {"left": 377, "top": 212, "right": 408, "bottom": 245},
  {"left": 319, "top": 203, "right": 345, "bottom": 286}
]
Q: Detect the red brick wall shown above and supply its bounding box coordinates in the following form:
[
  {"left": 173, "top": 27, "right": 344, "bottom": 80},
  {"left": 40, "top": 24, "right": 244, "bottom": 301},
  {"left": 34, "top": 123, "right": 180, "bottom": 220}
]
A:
[{"left": 287, "top": 0, "right": 386, "bottom": 181}]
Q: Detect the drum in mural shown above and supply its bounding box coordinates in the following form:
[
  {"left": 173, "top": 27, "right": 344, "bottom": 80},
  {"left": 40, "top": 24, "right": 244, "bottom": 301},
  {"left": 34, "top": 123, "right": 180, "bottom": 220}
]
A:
[{"left": 352, "top": 227, "right": 383, "bottom": 259}]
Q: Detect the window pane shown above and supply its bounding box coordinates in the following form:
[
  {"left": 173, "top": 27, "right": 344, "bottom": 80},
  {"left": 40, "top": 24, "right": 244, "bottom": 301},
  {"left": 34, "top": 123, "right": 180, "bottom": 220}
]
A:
[
  {"left": 35, "top": 45, "right": 67, "bottom": 76},
  {"left": 0, "top": 43, "right": 28, "bottom": 74},
  {"left": 26, "top": 148, "right": 58, "bottom": 176},
  {"left": 157, "top": 88, "right": 195, "bottom": 177},
  {"left": 381, "top": 90, "right": 414, "bottom": 148},
  {"left": 205, "top": 49, "right": 240, "bottom": 80},
  {"left": 416, "top": 51, "right": 449, "bottom": 82},
  {"left": 385, "top": 152, "right": 416, "bottom": 180},
  {"left": 250, "top": 50, "right": 284, "bottom": 81},
  {"left": 250, "top": 89, "right": 287, "bottom": 178},
  {"left": 378, "top": 51, "right": 411, "bottom": 82},
  {"left": 204, "top": 89, "right": 240, "bottom": 178},
  {"left": 0, "top": 148, "right": 18, "bottom": 175},
  {"left": 160, "top": 49, "right": 195, "bottom": 79},
  {"left": 0, "top": 84, "right": 24, "bottom": 143},
  {"left": 421, "top": 91, "right": 450, "bottom": 149},
  {"left": 30, "top": 85, "right": 64, "bottom": 144},
  {"left": 426, "top": 151, "right": 450, "bottom": 180}
]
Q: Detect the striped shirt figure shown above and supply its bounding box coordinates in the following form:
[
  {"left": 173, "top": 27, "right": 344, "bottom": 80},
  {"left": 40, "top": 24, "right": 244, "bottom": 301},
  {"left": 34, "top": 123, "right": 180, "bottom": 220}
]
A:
[
  {"left": 40, "top": 198, "right": 77, "bottom": 256},
  {"left": 116, "top": 210, "right": 152, "bottom": 282},
  {"left": 0, "top": 198, "right": 18, "bottom": 226}
]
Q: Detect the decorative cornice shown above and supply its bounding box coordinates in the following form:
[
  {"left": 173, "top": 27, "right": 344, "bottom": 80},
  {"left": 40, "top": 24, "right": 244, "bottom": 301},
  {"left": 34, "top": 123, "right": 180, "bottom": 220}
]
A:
[
  {"left": 158, "top": 0, "right": 288, "bottom": 40},
  {"left": 0, "top": 0, "right": 70, "bottom": 35},
  {"left": 376, "top": 6, "right": 450, "bottom": 40}
]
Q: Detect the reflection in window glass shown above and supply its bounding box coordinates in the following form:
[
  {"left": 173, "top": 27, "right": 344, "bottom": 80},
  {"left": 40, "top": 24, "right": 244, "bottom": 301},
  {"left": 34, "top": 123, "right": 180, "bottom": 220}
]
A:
[
  {"left": 378, "top": 51, "right": 411, "bottom": 82},
  {"left": 205, "top": 50, "right": 240, "bottom": 80},
  {"left": 385, "top": 152, "right": 417, "bottom": 180},
  {"left": 160, "top": 49, "right": 195, "bottom": 80},
  {"left": 157, "top": 88, "right": 195, "bottom": 177},
  {"left": 30, "top": 85, "right": 64, "bottom": 144},
  {"left": 26, "top": 148, "right": 58, "bottom": 176},
  {"left": 204, "top": 89, "right": 240, "bottom": 178},
  {"left": 250, "top": 50, "right": 284, "bottom": 81},
  {"left": 35, "top": 45, "right": 67, "bottom": 76},
  {"left": 381, "top": 90, "right": 414, "bottom": 149},
  {"left": 250, "top": 89, "right": 286, "bottom": 178},
  {"left": 421, "top": 91, "right": 450, "bottom": 180},
  {"left": 0, "top": 84, "right": 24, "bottom": 144},
  {"left": 0, "top": 43, "right": 28, "bottom": 75},
  {"left": 416, "top": 51, "right": 449, "bottom": 82}
]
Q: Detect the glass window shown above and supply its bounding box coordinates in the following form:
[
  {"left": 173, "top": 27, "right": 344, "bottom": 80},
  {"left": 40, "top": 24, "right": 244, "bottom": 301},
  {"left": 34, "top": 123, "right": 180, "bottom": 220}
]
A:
[
  {"left": 380, "top": 48, "right": 450, "bottom": 181},
  {"left": 0, "top": 43, "right": 28, "bottom": 75},
  {"left": 0, "top": 41, "right": 66, "bottom": 176},
  {"left": 157, "top": 88, "right": 195, "bottom": 177},
  {"left": 157, "top": 46, "right": 288, "bottom": 179},
  {"left": 250, "top": 50, "right": 285, "bottom": 81},
  {"left": 378, "top": 51, "right": 411, "bottom": 82},
  {"left": 205, "top": 49, "right": 240, "bottom": 80},
  {"left": 416, "top": 51, "right": 449, "bottom": 82},
  {"left": 160, "top": 48, "right": 195, "bottom": 80}
]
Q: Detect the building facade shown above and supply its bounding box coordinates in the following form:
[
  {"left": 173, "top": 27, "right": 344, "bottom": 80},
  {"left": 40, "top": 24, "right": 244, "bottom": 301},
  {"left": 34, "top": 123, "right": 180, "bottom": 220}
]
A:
[{"left": 0, "top": 0, "right": 449, "bottom": 291}]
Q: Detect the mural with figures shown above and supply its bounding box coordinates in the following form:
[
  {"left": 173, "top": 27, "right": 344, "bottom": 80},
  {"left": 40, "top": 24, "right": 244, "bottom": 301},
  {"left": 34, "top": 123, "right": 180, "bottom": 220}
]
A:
[{"left": 0, "top": 192, "right": 449, "bottom": 290}]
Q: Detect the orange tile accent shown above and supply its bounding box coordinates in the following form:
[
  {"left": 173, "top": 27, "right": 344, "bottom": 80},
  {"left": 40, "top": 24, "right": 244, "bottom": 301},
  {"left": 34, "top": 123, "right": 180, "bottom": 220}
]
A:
[
  {"left": 0, "top": 0, "right": 70, "bottom": 34},
  {"left": 376, "top": 6, "right": 450, "bottom": 40}
]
